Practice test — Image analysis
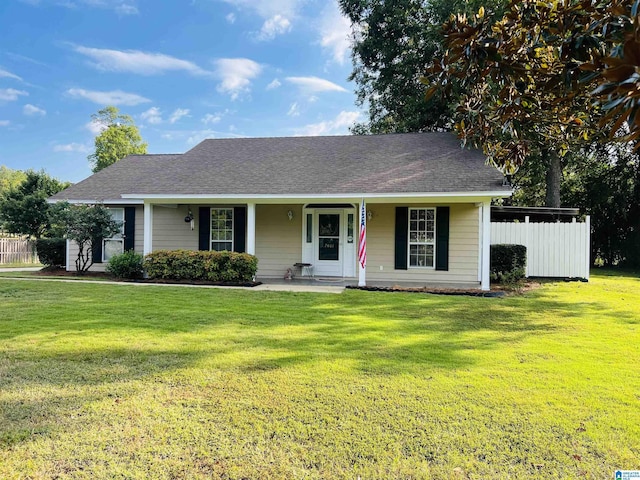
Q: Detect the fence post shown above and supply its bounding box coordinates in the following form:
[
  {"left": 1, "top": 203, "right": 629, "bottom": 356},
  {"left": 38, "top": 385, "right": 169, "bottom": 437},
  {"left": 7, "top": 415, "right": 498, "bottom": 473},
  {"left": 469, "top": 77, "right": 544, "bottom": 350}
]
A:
[
  {"left": 524, "top": 216, "right": 530, "bottom": 278},
  {"left": 585, "top": 215, "right": 591, "bottom": 280}
]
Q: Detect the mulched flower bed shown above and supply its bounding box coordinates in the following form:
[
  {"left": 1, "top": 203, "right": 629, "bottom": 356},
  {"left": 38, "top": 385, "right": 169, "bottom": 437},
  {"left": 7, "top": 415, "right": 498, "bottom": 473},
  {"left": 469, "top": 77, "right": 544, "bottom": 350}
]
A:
[
  {"left": 127, "top": 278, "right": 262, "bottom": 288},
  {"left": 345, "top": 285, "right": 505, "bottom": 297},
  {"left": 33, "top": 267, "right": 261, "bottom": 287}
]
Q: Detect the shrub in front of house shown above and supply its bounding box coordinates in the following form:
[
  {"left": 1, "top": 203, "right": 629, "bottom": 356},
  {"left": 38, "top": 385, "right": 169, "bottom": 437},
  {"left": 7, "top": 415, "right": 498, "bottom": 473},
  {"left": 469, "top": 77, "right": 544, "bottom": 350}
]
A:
[
  {"left": 106, "top": 250, "right": 145, "bottom": 279},
  {"left": 144, "top": 250, "right": 258, "bottom": 283},
  {"left": 35, "top": 238, "right": 66, "bottom": 267},
  {"left": 490, "top": 244, "right": 527, "bottom": 283}
]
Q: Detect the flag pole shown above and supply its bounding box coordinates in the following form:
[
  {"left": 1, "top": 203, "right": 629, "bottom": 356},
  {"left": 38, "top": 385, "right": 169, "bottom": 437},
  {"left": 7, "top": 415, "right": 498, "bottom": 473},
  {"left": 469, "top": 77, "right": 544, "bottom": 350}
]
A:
[{"left": 358, "top": 198, "right": 366, "bottom": 286}]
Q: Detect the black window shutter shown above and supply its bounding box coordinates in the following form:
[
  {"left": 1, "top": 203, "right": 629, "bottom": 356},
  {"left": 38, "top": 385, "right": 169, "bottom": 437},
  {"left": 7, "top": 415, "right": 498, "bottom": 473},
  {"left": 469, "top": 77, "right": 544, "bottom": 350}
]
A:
[
  {"left": 436, "top": 206, "right": 450, "bottom": 271},
  {"left": 395, "top": 207, "right": 408, "bottom": 270},
  {"left": 92, "top": 238, "right": 103, "bottom": 263},
  {"left": 198, "top": 207, "right": 210, "bottom": 251},
  {"left": 234, "top": 206, "right": 246, "bottom": 253},
  {"left": 124, "top": 207, "right": 135, "bottom": 251}
]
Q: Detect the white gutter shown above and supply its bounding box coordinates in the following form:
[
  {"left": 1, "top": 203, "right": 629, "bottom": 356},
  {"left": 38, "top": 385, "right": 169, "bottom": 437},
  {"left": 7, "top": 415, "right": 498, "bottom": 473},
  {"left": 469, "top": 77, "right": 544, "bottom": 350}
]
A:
[
  {"left": 47, "top": 199, "right": 144, "bottom": 205},
  {"left": 120, "top": 191, "right": 512, "bottom": 203}
]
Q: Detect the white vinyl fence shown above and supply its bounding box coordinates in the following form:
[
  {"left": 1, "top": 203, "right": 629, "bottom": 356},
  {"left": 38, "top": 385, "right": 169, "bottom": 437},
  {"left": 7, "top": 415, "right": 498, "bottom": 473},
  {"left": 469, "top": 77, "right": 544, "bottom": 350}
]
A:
[
  {"left": 0, "top": 237, "right": 39, "bottom": 265},
  {"left": 491, "top": 216, "right": 590, "bottom": 279}
]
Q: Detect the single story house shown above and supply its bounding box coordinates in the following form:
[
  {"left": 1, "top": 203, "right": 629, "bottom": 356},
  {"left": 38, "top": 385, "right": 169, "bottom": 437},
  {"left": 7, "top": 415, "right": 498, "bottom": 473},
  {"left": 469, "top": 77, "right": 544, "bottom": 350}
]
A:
[{"left": 49, "top": 132, "right": 512, "bottom": 290}]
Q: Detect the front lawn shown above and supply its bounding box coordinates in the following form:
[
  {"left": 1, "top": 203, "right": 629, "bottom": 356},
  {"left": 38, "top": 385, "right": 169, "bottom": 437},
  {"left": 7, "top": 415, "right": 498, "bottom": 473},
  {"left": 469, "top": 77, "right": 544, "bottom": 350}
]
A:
[{"left": 0, "top": 272, "right": 638, "bottom": 479}]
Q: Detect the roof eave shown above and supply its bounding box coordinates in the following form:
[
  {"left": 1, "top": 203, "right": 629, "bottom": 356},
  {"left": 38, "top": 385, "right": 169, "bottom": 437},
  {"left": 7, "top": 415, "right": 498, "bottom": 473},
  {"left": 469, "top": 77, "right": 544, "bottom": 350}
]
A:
[{"left": 119, "top": 190, "right": 512, "bottom": 204}]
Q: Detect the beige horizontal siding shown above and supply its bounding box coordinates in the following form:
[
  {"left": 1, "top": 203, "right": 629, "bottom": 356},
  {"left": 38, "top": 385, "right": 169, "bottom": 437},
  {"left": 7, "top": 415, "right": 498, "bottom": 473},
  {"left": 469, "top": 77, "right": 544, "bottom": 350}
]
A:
[
  {"left": 152, "top": 205, "right": 199, "bottom": 252},
  {"left": 255, "top": 205, "right": 302, "bottom": 278},
  {"left": 365, "top": 203, "right": 480, "bottom": 284}
]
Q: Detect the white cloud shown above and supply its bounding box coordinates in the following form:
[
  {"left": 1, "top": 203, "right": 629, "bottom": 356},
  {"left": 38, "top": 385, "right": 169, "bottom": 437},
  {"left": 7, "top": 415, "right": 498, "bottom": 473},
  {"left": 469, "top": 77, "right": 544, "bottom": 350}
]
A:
[
  {"left": 221, "top": 0, "right": 301, "bottom": 21},
  {"left": 22, "top": 0, "right": 139, "bottom": 15},
  {"left": 287, "top": 102, "right": 300, "bottom": 117},
  {"left": 23, "top": 104, "right": 46, "bottom": 116},
  {"left": 319, "top": 2, "right": 352, "bottom": 65},
  {"left": 169, "top": 108, "right": 190, "bottom": 124},
  {"left": 285, "top": 76, "right": 347, "bottom": 93},
  {"left": 115, "top": 3, "right": 138, "bottom": 15},
  {"left": 215, "top": 58, "right": 262, "bottom": 100},
  {"left": 202, "top": 113, "right": 222, "bottom": 125},
  {"left": 185, "top": 128, "right": 245, "bottom": 145},
  {"left": 226, "top": 12, "right": 236, "bottom": 23},
  {"left": 295, "top": 110, "right": 361, "bottom": 136},
  {"left": 0, "top": 67, "right": 23, "bottom": 82},
  {"left": 67, "top": 88, "right": 150, "bottom": 106},
  {"left": 53, "top": 142, "right": 91, "bottom": 153},
  {"left": 0, "top": 88, "right": 28, "bottom": 101},
  {"left": 257, "top": 14, "right": 291, "bottom": 40},
  {"left": 222, "top": 0, "right": 301, "bottom": 39},
  {"left": 141, "top": 106, "right": 162, "bottom": 124},
  {"left": 266, "top": 78, "right": 281, "bottom": 90},
  {"left": 86, "top": 120, "right": 107, "bottom": 135},
  {"left": 0, "top": 120, "right": 10, "bottom": 127},
  {"left": 72, "top": 45, "right": 212, "bottom": 76}
]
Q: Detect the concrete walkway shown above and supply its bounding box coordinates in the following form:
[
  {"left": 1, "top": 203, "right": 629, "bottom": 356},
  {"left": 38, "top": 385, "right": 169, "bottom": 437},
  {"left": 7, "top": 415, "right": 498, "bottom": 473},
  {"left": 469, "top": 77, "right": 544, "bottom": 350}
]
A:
[{"left": 0, "top": 267, "right": 42, "bottom": 272}]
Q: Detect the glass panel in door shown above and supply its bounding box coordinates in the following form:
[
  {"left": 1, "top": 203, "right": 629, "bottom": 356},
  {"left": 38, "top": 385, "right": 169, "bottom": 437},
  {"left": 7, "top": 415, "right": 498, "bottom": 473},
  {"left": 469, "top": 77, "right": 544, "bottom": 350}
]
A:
[{"left": 318, "top": 213, "right": 340, "bottom": 261}]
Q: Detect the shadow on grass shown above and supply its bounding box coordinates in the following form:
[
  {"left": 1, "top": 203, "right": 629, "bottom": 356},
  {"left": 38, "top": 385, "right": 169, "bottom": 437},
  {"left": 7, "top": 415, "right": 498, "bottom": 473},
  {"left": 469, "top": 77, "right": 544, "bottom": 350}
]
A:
[{"left": 0, "top": 277, "right": 628, "bottom": 454}]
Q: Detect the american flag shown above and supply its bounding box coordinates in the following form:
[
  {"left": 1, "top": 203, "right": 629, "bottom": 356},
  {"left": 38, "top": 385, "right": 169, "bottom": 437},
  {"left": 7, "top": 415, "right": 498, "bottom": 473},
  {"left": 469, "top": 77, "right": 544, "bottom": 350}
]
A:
[{"left": 358, "top": 200, "right": 366, "bottom": 269}]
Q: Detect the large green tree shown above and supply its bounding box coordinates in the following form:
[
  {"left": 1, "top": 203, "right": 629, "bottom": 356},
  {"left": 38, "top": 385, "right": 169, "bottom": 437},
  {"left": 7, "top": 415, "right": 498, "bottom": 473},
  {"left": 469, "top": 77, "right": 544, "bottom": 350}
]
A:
[
  {"left": 0, "top": 170, "right": 70, "bottom": 238},
  {"left": 0, "top": 166, "right": 27, "bottom": 196},
  {"left": 339, "top": 0, "right": 506, "bottom": 134},
  {"left": 88, "top": 106, "right": 147, "bottom": 173},
  {"left": 425, "top": 0, "right": 640, "bottom": 207}
]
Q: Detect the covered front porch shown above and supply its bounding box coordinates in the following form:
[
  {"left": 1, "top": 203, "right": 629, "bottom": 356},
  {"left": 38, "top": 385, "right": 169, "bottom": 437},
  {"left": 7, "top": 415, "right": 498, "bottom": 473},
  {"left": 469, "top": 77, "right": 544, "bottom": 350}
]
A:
[{"left": 134, "top": 194, "right": 494, "bottom": 290}]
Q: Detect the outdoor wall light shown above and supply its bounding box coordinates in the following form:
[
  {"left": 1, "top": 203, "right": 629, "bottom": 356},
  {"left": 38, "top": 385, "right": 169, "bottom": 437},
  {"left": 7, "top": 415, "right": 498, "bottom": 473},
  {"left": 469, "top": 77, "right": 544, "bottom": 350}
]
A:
[
  {"left": 367, "top": 210, "right": 373, "bottom": 221},
  {"left": 287, "top": 210, "right": 294, "bottom": 221},
  {"left": 184, "top": 209, "right": 195, "bottom": 230}
]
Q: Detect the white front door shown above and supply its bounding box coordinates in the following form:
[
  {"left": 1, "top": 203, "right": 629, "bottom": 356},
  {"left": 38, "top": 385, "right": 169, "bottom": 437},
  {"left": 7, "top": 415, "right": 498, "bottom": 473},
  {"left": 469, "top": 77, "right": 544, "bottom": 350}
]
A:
[{"left": 314, "top": 210, "right": 343, "bottom": 276}]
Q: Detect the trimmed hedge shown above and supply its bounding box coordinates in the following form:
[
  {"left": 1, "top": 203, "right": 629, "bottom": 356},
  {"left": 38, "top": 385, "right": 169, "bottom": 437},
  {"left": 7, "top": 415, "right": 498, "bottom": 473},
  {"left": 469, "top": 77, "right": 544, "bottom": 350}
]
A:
[
  {"left": 106, "top": 250, "right": 144, "bottom": 279},
  {"left": 144, "top": 250, "right": 258, "bottom": 282},
  {"left": 490, "top": 244, "right": 527, "bottom": 283},
  {"left": 35, "top": 238, "right": 66, "bottom": 267}
]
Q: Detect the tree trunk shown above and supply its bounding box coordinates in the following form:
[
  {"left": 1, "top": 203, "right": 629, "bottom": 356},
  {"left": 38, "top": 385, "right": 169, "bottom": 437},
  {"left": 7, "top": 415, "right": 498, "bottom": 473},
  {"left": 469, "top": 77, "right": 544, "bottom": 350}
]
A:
[{"left": 544, "top": 149, "right": 562, "bottom": 207}]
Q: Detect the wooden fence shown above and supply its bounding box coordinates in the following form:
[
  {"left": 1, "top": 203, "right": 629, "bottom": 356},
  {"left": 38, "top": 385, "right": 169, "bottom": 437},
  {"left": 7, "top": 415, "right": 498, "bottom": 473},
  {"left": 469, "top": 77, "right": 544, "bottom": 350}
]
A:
[
  {"left": 0, "top": 237, "right": 39, "bottom": 265},
  {"left": 491, "top": 216, "right": 590, "bottom": 279}
]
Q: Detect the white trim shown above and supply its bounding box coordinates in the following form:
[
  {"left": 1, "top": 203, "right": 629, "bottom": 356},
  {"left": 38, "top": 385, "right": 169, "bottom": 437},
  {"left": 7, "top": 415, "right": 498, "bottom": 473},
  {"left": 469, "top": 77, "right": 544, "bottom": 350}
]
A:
[
  {"left": 47, "top": 199, "right": 144, "bottom": 205},
  {"left": 246, "top": 203, "right": 256, "bottom": 255},
  {"left": 120, "top": 191, "right": 511, "bottom": 202},
  {"left": 143, "top": 202, "right": 153, "bottom": 256},
  {"left": 210, "top": 207, "right": 234, "bottom": 252},
  {"left": 102, "top": 207, "right": 125, "bottom": 263},
  {"left": 481, "top": 201, "right": 491, "bottom": 291},
  {"left": 407, "top": 207, "right": 436, "bottom": 269}
]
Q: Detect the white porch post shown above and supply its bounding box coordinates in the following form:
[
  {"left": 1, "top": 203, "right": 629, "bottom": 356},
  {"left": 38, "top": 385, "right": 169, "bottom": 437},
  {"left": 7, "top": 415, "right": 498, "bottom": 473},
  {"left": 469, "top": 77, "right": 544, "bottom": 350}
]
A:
[
  {"left": 143, "top": 201, "right": 153, "bottom": 256},
  {"left": 358, "top": 199, "right": 366, "bottom": 287},
  {"left": 246, "top": 202, "right": 256, "bottom": 255},
  {"left": 481, "top": 200, "right": 491, "bottom": 291}
]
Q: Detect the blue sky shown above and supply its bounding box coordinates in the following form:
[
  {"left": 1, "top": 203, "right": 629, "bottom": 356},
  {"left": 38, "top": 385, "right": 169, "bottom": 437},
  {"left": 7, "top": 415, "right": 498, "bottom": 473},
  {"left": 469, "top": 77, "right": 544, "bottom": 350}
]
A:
[{"left": 0, "top": 0, "right": 362, "bottom": 183}]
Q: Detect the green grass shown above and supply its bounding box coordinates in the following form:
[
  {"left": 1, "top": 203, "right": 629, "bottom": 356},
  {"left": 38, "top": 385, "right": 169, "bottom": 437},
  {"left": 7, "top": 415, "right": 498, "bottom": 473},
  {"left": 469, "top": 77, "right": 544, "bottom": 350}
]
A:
[
  {"left": 0, "top": 272, "right": 638, "bottom": 479},
  {"left": 0, "top": 262, "right": 42, "bottom": 268}
]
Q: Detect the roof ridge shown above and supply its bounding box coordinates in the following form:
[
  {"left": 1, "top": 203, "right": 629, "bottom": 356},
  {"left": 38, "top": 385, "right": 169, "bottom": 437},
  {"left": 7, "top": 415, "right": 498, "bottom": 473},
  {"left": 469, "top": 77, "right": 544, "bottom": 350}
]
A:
[{"left": 195, "top": 132, "right": 443, "bottom": 142}]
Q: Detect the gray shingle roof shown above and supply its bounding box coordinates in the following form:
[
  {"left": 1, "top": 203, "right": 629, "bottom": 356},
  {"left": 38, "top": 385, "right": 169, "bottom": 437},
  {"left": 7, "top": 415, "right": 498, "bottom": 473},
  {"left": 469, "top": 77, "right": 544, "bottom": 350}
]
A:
[{"left": 50, "top": 133, "right": 510, "bottom": 201}]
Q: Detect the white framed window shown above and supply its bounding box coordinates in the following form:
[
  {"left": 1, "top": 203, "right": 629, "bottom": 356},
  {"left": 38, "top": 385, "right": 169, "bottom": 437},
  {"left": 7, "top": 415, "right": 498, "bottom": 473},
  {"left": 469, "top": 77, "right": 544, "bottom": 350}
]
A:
[
  {"left": 210, "top": 208, "right": 234, "bottom": 251},
  {"left": 103, "top": 208, "right": 124, "bottom": 262},
  {"left": 408, "top": 208, "right": 435, "bottom": 268}
]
